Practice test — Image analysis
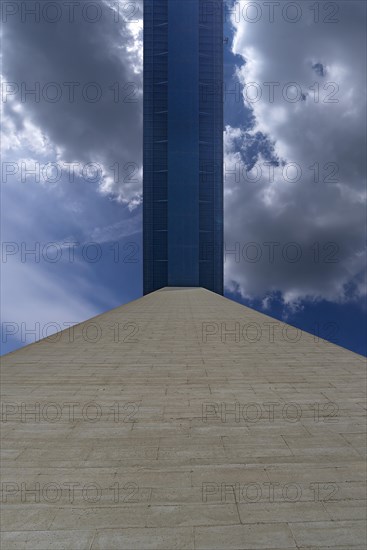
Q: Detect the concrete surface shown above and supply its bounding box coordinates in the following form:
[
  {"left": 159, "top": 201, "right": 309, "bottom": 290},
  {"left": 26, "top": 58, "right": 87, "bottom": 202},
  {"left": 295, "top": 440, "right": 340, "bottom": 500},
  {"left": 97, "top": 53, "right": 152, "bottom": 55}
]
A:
[{"left": 1, "top": 288, "right": 366, "bottom": 549}]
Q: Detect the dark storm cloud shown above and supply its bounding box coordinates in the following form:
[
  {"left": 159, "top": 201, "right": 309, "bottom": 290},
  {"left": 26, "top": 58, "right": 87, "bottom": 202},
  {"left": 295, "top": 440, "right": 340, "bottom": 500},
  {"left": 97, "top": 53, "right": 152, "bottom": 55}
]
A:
[
  {"left": 225, "top": 0, "right": 366, "bottom": 309},
  {"left": 2, "top": 0, "right": 143, "bottom": 205}
]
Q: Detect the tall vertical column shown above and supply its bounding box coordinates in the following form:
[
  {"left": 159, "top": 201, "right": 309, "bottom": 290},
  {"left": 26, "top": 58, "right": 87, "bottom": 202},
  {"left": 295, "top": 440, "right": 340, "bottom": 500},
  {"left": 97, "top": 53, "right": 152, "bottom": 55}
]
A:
[
  {"left": 143, "top": 0, "right": 223, "bottom": 295},
  {"left": 167, "top": 0, "right": 200, "bottom": 287}
]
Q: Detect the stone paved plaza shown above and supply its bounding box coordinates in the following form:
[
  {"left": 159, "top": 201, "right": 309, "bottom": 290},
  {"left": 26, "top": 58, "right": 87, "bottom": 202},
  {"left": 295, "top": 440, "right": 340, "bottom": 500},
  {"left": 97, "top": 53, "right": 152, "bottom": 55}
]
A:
[{"left": 1, "top": 288, "right": 366, "bottom": 549}]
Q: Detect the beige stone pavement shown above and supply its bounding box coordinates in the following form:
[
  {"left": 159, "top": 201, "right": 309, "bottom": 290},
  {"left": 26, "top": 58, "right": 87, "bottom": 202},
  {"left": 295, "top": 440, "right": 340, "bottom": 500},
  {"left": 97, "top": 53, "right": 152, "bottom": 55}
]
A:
[{"left": 1, "top": 287, "right": 366, "bottom": 549}]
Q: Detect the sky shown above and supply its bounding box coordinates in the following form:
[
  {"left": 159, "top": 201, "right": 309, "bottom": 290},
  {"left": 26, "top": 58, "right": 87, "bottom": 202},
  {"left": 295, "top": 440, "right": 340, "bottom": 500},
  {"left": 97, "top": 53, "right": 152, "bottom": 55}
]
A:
[{"left": 1, "top": 0, "right": 366, "bottom": 356}]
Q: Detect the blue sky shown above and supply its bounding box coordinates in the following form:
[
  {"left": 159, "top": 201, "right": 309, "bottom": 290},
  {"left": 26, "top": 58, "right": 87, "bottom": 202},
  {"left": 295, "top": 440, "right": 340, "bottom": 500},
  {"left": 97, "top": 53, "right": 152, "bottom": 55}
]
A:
[{"left": 1, "top": 0, "right": 366, "bottom": 355}]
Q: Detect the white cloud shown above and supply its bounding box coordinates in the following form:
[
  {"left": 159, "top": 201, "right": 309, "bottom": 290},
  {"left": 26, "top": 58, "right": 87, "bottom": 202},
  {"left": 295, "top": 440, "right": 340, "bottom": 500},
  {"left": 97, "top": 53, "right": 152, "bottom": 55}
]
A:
[
  {"left": 224, "top": 0, "right": 366, "bottom": 309},
  {"left": 1, "top": 0, "right": 143, "bottom": 208}
]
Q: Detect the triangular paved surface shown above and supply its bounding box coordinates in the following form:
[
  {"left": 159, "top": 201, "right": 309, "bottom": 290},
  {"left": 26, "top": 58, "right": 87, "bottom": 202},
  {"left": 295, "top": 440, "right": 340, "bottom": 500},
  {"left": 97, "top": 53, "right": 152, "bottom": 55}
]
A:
[{"left": 1, "top": 288, "right": 366, "bottom": 549}]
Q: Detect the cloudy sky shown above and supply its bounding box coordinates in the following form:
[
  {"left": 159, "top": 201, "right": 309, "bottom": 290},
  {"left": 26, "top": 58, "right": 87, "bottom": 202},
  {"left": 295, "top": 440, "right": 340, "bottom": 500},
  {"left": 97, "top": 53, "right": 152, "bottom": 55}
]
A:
[{"left": 1, "top": 0, "right": 366, "bottom": 355}]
